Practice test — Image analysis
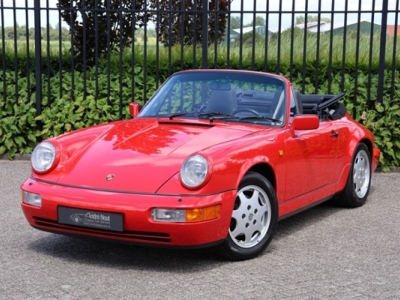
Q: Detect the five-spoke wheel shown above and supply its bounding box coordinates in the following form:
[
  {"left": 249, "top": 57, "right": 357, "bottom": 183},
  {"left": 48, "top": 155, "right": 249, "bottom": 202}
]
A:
[
  {"left": 334, "top": 143, "right": 372, "bottom": 207},
  {"left": 218, "top": 172, "right": 278, "bottom": 261},
  {"left": 229, "top": 185, "right": 271, "bottom": 249},
  {"left": 353, "top": 148, "right": 371, "bottom": 199}
]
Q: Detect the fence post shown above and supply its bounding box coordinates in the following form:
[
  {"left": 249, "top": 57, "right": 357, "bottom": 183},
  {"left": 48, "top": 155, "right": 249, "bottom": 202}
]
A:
[
  {"left": 201, "top": 0, "right": 208, "bottom": 68},
  {"left": 377, "top": 0, "right": 389, "bottom": 103},
  {"left": 34, "top": 0, "right": 42, "bottom": 115}
]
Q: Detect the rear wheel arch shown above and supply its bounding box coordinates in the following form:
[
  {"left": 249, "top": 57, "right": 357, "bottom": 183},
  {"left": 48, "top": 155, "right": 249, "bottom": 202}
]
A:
[
  {"left": 359, "top": 138, "right": 373, "bottom": 160},
  {"left": 334, "top": 142, "right": 372, "bottom": 207},
  {"left": 347, "top": 136, "right": 373, "bottom": 162}
]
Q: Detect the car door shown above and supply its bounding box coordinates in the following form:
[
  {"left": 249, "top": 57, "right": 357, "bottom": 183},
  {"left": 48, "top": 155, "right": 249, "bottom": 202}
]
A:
[{"left": 283, "top": 120, "right": 339, "bottom": 201}]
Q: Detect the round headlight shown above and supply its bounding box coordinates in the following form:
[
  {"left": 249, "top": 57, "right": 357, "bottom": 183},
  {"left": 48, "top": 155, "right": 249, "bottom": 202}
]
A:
[
  {"left": 180, "top": 154, "right": 209, "bottom": 188},
  {"left": 31, "top": 142, "right": 57, "bottom": 173}
]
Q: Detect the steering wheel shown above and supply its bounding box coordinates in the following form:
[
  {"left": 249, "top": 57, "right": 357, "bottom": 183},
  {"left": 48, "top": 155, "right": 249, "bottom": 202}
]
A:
[{"left": 233, "top": 108, "right": 261, "bottom": 116}]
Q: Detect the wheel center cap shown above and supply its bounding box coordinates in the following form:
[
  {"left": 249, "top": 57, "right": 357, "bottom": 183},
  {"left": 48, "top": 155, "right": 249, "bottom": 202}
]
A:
[{"left": 248, "top": 213, "right": 254, "bottom": 221}]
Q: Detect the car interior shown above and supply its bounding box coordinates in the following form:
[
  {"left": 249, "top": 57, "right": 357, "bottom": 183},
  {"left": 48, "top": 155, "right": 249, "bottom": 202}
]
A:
[{"left": 205, "top": 82, "right": 346, "bottom": 122}]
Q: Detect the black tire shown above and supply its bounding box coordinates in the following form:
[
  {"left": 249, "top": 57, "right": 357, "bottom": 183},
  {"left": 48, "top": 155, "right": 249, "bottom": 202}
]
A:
[
  {"left": 217, "top": 172, "right": 278, "bottom": 261},
  {"left": 334, "top": 143, "right": 371, "bottom": 208}
]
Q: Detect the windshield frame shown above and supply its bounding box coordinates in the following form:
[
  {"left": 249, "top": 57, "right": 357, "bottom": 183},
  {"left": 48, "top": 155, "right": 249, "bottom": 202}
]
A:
[{"left": 138, "top": 70, "right": 287, "bottom": 127}]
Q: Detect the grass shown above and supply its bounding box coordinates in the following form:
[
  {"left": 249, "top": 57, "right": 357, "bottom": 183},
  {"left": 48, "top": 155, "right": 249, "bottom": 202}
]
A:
[{"left": 1, "top": 33, "right": 399, "bottom": 73}]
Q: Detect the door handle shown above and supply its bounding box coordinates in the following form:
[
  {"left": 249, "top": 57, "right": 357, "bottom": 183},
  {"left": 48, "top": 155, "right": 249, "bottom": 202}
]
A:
[{"left": 330, "top": 130, "right": 339, "bottom": 138}]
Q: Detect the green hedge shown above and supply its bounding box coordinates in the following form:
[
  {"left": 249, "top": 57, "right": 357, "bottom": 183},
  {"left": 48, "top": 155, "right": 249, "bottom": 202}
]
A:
[{"left": 1, "top": 44, "right": 400, "bottom": 171}]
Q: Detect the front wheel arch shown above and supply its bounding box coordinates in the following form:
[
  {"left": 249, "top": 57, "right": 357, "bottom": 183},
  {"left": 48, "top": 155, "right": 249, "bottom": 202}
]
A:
[
  {"left": 246, "top": 162, "right": 276, "bottom": 192},
  {"left": 217, "top": 171, "right": 278, "bottom": 260}
]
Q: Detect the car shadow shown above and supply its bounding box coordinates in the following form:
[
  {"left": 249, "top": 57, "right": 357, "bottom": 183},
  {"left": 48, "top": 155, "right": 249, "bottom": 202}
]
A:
[
  {"left": 273, "top": 200, "right": 342, "bottom": 242},
  {"left": 274, "top": 185, "right": 376, "bottom": 243},
  {"left": 28, "top": 233, "right": 226, "bottom": 272},
  {"left": 28, "top": 188, "right": 376, "bottom": 270}
]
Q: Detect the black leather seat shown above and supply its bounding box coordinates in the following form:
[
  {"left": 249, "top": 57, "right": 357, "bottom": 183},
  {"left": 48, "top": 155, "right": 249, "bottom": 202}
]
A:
[{"left": 206, "top": 87, "right": 237, "bottom": 115}]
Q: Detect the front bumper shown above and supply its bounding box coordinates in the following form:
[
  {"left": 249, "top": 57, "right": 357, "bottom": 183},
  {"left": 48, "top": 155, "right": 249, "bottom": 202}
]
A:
[{"left": 21, "top": 178, "right": 236, "bottom": 247}]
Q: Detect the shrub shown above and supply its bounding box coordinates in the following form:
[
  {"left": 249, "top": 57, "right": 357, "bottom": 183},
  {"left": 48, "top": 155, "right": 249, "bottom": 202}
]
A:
[{"left": 1, "top": 38, "right": 399, "bottom": 169}]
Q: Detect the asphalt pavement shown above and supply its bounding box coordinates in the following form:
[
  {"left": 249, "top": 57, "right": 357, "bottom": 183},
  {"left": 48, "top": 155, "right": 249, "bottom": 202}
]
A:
[{"left": 1, "top": 160, "right": 399, "bottom": 300}]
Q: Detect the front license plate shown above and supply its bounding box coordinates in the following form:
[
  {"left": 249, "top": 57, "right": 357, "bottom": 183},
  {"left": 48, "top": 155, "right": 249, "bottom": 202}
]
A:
[{"left": 58, "top": 207, "right": 123, "bottom": 232}]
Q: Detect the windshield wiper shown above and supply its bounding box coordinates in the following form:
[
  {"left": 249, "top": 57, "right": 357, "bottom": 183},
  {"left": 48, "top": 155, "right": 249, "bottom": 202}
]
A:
[
  {"left": 165, "top": 111, "right": 236, "bottom": 121},
  {"left": 197, "top": 112, "right": 238, "bottom": 121},
  {"left": 167, "top": 112, "right": 195, "bottom": 120},
  {"left": 239, "top": 116, "right": 282, "bottom": 123}
]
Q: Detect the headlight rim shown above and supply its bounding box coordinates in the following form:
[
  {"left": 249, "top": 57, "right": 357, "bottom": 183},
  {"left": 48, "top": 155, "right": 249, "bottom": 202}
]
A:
[
  {"left": 31, "top": 141, "right": 60, "bottom": 174},
  {"left": 180, "top": 154, "right": 212, "bottom": 190}
]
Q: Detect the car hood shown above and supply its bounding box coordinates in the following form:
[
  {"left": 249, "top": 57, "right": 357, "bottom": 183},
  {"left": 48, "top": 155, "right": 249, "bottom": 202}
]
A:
[{"left": 45, "top": 118, "right": 272, "bottom": 193}]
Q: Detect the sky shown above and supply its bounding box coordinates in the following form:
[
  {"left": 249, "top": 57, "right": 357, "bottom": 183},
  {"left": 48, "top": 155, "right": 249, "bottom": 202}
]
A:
[{"left": 0, "top": 0, "right": 398, "bottom": 30}]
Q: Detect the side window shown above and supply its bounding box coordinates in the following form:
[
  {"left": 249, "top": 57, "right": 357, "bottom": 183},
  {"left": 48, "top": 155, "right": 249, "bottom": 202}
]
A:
[
  {"left": 290, "top": 87, "right": 297, "bottom": 117},
  {"left": 289, "top": 86, "right": 306, "bottom": 122}
]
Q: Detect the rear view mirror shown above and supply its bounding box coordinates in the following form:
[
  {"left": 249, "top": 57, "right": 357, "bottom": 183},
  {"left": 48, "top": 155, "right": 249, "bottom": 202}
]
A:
[
  {"left": 129, "top": 103, "right": 141, "bottom": 118},
  {"left": 290, "top": 115, "right": 319, "bottom": 137}
]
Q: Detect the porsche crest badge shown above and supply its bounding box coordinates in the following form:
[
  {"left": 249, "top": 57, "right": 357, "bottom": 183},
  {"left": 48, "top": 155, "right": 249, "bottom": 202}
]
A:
[{"left": 106, "top": 174, "right": 115, "bottom": 181}]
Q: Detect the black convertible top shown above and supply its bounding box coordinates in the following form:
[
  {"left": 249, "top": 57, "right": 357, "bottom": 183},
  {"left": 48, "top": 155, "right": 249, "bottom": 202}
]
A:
[{"left": 300, "top": 92, "right": 347, "bottom": 120}]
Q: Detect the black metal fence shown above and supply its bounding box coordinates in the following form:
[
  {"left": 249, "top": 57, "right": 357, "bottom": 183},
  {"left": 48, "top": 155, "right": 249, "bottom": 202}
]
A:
[{"left": 1, "top": 0, "right": 399, "bottom": 117}]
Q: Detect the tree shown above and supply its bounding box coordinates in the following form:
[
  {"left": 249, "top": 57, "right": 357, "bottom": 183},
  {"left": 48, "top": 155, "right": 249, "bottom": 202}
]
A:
[
  {"left": 245, "top": 16, "right": 265, "bottom": 27},
  {"left": 15, "top": 26, "right": 33, "bottom": 40},
  {"left": 236, "top": 31, "right": 265, "bottom": 47},
  {"left": 61, "top": 27, "right": 70, "bottom": 42},
  {"left": 57, "top": 0, "right": 149, "bottom": 66},
  {"left": 230, "top": 16, "right": 241, "bottom": 29},
  {"left": 148, "top": 0, "right": 232, "bottom": 47},
  {"left": 48, "top": 30, "right": 57, "bottom": 41},
  {"left": 296, "top": 15, "right": 331, "bottom": 25},
  {"left": 5, "top": 27, "right": 15, "bottom": 40},
  {"left": 28, "top": 28, "right": 35, "bottom": 40}
]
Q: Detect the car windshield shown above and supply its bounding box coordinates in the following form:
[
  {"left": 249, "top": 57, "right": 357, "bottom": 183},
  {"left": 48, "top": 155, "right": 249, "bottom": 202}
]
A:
[{"left": 138, "top": 71, "right": 286, "bottom": 125}]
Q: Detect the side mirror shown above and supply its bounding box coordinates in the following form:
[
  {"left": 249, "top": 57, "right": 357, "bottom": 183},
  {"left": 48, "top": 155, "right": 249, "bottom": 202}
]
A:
[
  {"left": 129, "top": 103, "right": 141, "bottom": 118},
  {"left": 290, "top": 115, "right": 319, "bottom": 137}
]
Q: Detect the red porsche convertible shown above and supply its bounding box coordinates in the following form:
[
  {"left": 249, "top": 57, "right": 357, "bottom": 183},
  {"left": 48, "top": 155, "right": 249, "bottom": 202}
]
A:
[{"left": 21, "top": 70, "right": 380, "bottom": 260}]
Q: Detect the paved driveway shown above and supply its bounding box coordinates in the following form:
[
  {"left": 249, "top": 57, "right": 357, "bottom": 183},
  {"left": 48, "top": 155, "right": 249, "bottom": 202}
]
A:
[{"left": 1, "top": 160, "right": 399, "bottom": 300}]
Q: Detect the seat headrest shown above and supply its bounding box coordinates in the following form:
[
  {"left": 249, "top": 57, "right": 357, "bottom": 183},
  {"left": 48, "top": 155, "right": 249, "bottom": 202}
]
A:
[{"left": 208, "top": 82, "right": 232, "bottom": 91}]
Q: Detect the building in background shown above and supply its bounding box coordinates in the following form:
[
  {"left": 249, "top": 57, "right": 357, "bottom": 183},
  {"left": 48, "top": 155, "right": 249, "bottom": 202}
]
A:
[
  {"left": 223, "top": 26, "right": 274, "bottom": 44},
  {"left": 295, "top": 20, "right": 382, "bottom": 35},
  {"left": 387, "top": 24, "right": 400, "bottom": 37}
]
